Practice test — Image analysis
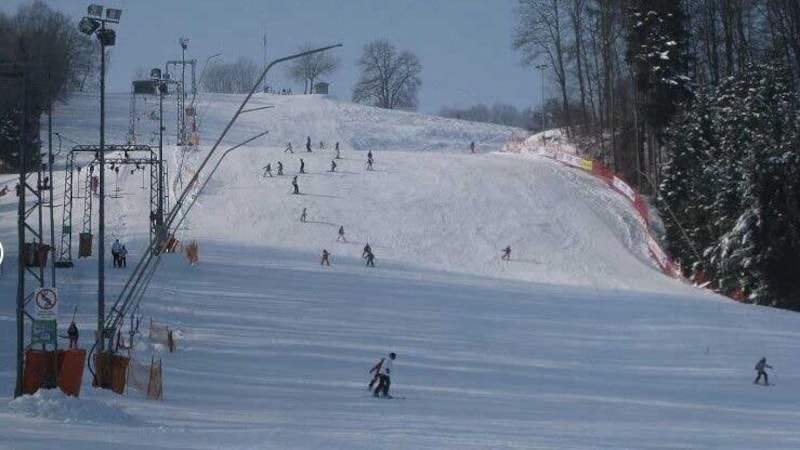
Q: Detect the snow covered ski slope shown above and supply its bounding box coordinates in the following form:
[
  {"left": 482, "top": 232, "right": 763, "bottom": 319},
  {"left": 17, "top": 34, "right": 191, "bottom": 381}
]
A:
[{"left": 1, "top": 93, "right": 799, "bottom": 449}]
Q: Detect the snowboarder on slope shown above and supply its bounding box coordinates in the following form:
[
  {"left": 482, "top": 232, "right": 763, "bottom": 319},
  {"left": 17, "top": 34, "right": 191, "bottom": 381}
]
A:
[
  {"left": 754, "top": 357, "right": 773, "bottom": 385},
  {"left": 330, "top": 160, "right": 337, "bottom": 172},
  {"left": 373, "top": 352, "right": 396, "bottom": 397},
  {"left": 501, "top": 246, "right": 511, "bottom": 261}
]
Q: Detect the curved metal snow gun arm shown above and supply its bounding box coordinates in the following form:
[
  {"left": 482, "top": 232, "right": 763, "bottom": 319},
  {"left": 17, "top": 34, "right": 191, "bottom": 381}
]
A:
[
  {"left": 103, "top": 44, "right": 343, "bottom": 351},
  {"left": 171, "top": 129, "right": 271, "bottom": 232}
]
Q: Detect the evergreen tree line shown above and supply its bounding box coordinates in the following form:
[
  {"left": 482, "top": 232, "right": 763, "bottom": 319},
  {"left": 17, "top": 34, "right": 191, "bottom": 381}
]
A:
[
  {"left": 0, "top": 1, "right": 99, "bottom": 172},
  {"left": 661, "top": 64, "right": 800, "bottom": 310},
  {"left": 513, "top": 0, "right": 800, "bottom": 310}
]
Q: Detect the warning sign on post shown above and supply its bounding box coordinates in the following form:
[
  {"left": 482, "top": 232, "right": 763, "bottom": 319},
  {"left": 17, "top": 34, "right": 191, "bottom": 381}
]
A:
[{"left": 34, "top": 287, "right": 58, "bottom": 320}]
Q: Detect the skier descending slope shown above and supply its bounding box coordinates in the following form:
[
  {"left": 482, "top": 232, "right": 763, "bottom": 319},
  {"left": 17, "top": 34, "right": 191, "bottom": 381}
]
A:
[
  {"left": 754, "top": 357, "right": 773, "bottom": 385},
  {"left": 373, "top": 352, "right": 396, "bottom": 398}
]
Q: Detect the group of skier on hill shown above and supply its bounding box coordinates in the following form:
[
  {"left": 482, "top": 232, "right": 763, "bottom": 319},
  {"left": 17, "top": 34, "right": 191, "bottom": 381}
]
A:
[{"left": 269, "top": 136, "right": 778, "bottom": 399}]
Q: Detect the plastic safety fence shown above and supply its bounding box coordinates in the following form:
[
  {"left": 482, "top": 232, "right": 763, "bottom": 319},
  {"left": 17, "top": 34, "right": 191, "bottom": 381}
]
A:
[
  {"left": 149, "top": 319, "right": 177, "bottom": 353},
  {"left": 127, "top": 356, "right": 163, "bottom": 400},
  {"left": 511, "top": 138, "right": 680, "bottom": 278}
]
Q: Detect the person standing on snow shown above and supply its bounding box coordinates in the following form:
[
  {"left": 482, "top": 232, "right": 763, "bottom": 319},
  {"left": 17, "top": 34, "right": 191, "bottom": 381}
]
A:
[
  {"left": 262, "top": 163, "right": 272, "bottom": 178},
  {"left": 501, "top": 246, "right": 511, "bottom": 261},
  {"left": 330, "top": 160, "right": 337, "bottom": 172},
  {"left": 277, "top": 161, "right": 283, "bottom": 175},
  {"left": 299, "top": 158, "right": 305, "bottom": 174},
  {"left": 111, "top": 239, "right": 122, "bottom": 268},
  {"left": 320, "top": 249, "right": 331, "bottom": 266},
  {"left": 373, "top": 352, "right": 396, "bottom": 398},
  {"left": 285, "top": 142, "right": 294, "bottom": 153},
  {"left": 306, "top": 136, "right": 312, "bottom": 152},
  {"left": 119, "top": 245, "right": 128, "bottom": 268},
  {"left": 337, "top": 225, "right": 346, "bottom": 242},
  {"left": 362, "top": 243, "right": 372, "bottom": 258},
  {"left": 754, "top": 357, "right": 773, "bottom": 385},
  {"left": 365, "top": 249, "right": 375, "bottom": 267},
  {"left": 300, "top": 207, "right": 307, "bottom": 223},
  {"left": 67, "top": 321, "right": 79, "bottom": 349},
  {"left": 292, "top": 176, "right": 299, "bottom": 195},
  {"left": 335, "top": 142, "right": 340, "bottom": 159}
]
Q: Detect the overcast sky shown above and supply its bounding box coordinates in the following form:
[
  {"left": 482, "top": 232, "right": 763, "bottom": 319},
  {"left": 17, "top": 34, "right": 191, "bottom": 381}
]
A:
[{"left": 2, "top": 0, "right": 545, "bottom": 114}]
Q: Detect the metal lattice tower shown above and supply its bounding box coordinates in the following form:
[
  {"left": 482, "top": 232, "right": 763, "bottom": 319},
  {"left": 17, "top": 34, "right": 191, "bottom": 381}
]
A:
[
  {"left": 165, "top": 59, "right": 196, "bottom": 146},
  {"left": 56, "top": 145, "right": 160, "bottom": 266}
]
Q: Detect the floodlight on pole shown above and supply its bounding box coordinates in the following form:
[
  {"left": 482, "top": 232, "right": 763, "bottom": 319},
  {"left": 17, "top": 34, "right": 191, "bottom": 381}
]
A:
[
  {"left": 105, "top": 8, "right": 122, "bottom": 22},
  {"left": 79, "top": 3, "right": 121, "bottom": 388},
  {"left": 78, "top": 17, "right": 100, "bottom": 35}
]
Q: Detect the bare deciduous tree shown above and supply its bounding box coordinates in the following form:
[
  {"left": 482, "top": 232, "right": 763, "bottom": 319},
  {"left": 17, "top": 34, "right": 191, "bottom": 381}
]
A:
[
  {"left": 201, "top": 57, "right": 258, "bottom": 94},
  {"left": 285, "top": 45, "right": 339, "bottom": 94},
  {"left": 352, "top": 40, "right": 422, "bottom": 110},
  {"left": 513, "top": 0, "right": 572, "bottom": 133}
]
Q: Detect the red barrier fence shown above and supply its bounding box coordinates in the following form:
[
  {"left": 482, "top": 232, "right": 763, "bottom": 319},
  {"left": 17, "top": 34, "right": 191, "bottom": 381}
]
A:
[{"left": 511, "top": 137, "right": 681, "bottom": 279}]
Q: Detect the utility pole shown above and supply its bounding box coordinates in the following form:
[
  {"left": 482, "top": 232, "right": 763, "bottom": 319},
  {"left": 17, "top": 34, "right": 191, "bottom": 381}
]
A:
[
  {"left": 535, "top": 64, "right": 548, "bottom": 133},
  {"left": 262, "top": 31, "right": 268, "bottom": 92},
  {"left": 179, "top": 38, "right": 189, "bottom": 145}
]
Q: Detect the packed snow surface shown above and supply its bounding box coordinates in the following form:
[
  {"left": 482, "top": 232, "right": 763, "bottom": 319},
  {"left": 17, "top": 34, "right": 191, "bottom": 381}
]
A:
[{"left": 1, "top": 93, "right": 799, "bottom": 449}]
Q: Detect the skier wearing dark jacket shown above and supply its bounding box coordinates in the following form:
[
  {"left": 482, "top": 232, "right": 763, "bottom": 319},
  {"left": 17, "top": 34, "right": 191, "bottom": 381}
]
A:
[
  {"left": 754, "top": 357, "right": 773, "bottom": 385},
  {"left": 67, "top": 321, "right": 79, "bottom": 349}
]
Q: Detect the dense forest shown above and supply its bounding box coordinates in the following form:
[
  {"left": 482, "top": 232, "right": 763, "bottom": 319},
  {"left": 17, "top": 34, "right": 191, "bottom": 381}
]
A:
[{"left": 514, "top": 0, "right": 800, "bottom": 309}]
